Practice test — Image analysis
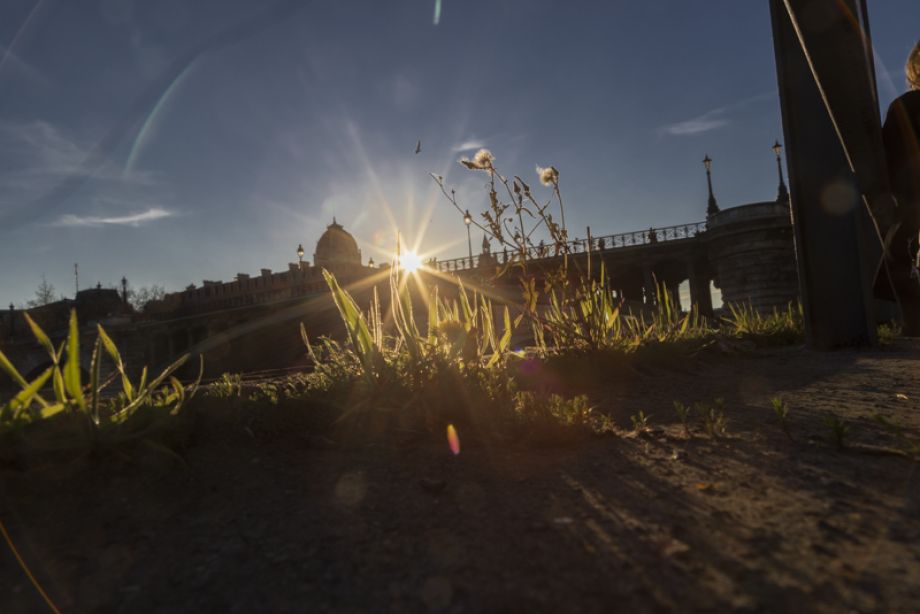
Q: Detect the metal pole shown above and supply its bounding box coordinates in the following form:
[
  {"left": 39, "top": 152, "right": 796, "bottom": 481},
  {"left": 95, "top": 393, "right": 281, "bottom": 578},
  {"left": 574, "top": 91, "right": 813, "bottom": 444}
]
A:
[{"left": 769, "top": 0, "right": 878, "bottom": 347}]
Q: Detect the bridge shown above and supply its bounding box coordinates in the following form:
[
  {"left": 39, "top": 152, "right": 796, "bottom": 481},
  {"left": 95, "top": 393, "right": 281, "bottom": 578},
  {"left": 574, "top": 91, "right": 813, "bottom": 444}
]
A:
[
  {"left": 432, "top": 201, "right": 797, "bottom": 319},
  {"left": 1, "top": 199, "right": 798, "bottom": 389}
]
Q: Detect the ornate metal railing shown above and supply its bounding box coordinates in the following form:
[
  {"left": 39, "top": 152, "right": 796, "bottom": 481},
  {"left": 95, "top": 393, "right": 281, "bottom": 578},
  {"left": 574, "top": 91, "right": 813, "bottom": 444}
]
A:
[{"left": 431, "top": 220, "right": 707, "bottom": 273}]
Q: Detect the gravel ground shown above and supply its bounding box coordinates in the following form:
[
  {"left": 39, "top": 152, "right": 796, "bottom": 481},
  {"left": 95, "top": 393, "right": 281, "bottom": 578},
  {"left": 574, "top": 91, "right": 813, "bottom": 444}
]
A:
[{"left": 2, "top": 341, "right": 919, "bottom": 613}]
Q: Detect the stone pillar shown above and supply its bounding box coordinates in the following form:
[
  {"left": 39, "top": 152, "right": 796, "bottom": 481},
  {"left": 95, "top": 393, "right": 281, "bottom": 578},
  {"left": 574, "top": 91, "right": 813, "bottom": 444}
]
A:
[
  {"left": 667, "top": 281, "right": 681, "bottom": 313},
  {"left": 688, "top": 259, "right": 714, "bottom": 318}
]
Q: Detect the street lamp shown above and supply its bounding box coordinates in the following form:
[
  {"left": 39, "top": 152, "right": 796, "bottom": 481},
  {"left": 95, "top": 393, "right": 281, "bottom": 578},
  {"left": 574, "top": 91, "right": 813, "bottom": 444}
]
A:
[
  {"left": 772, "top": 140, "right": 789, "bottom": 202},
  {"left": 703, "top": 155, "right": 719, "bottom": 217},
  {"left": 296, "top": 243, "right": 305, "bottom": 267},
  {"left": 463, "top": 209, "right": 473, "bottom": 265}
]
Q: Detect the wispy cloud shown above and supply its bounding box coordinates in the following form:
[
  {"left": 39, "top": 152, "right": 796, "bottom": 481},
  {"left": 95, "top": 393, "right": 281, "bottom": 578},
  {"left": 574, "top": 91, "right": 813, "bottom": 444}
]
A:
[
  {"left": 0, "top": 44, "right": 49, "bottom": 88},
  {"left": 451, "top": 139, "right": 486, "bottom": 152},
  {"left": 658, "top": 91, "right": 776, "bottom": 138},
  {"left": 0, "top": 119, "right": 165, "bottom": 232},
  {"left": 0, "top": 0, "right": 46, "bottom": 80},
  {"left": 659, "top": 110, "right": 730, "bottom": 137},
  {"left": 0, "top": 120, "right": 155, "bottom": 186},
  {"left": 52, "top": 208, "right": 176, "bottom": 228}
]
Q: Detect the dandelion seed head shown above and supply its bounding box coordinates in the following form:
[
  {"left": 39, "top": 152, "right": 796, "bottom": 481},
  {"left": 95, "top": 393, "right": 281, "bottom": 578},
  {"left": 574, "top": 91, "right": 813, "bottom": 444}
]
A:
[{"left": 536, "top": 165, "right": 559, "bottom": 186}]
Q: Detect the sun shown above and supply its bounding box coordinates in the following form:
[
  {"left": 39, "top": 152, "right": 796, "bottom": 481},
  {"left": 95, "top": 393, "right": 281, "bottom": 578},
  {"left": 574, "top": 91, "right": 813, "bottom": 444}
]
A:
[{"left": 399, "top": 250, "right": 422, "bottom": 273}]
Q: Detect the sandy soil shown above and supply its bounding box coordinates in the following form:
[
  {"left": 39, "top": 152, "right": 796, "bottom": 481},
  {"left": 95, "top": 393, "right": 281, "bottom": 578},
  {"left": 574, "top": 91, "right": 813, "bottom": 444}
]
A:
[{"left": 2, "top": 341, "right": 919, "bottom": 613}]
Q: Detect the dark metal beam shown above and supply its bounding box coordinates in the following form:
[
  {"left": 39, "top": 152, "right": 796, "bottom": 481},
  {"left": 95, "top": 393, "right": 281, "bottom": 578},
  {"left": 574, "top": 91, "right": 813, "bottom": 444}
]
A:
[{"left": 769, "top": 0, "right": 880, "bottom": 348}]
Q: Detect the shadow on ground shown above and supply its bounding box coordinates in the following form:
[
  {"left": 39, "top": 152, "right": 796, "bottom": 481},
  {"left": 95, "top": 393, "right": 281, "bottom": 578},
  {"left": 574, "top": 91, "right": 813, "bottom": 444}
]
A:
[{"left": 2, "top": 342, "right": 919, "bottom": 612}]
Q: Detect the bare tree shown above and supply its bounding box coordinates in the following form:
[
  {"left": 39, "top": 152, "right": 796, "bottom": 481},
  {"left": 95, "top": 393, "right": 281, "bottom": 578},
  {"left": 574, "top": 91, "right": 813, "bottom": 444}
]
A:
[
  {"left": 26, "top": 275, "right": 59, "bottom": 308},
  {"left": 128, "top": 284, "right": 166, "bottom": 312}
]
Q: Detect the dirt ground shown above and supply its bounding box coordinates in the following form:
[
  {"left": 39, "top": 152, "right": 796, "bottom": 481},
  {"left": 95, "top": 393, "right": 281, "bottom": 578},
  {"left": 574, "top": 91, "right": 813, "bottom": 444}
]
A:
[{"left": 2, "top": 341, "right": 919, "bottom": 613}]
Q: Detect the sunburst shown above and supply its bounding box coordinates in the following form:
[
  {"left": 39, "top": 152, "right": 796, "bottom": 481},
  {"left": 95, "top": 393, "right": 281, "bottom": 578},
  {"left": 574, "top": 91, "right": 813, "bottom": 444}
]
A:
[{"left": 399, "top": 250, "right": 423, "bottom": 273}]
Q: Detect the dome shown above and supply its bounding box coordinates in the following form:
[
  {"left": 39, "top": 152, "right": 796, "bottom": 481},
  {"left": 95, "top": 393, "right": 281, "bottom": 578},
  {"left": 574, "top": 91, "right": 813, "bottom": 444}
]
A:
[{"left": 314, "top": 218, "right": 362, "bottom": 270}]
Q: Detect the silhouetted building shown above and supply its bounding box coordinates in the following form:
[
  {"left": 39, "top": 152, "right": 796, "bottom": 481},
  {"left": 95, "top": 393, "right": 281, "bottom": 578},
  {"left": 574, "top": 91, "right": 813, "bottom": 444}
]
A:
[
  {"left": 314, "top": 218, "right": 362, "bottom": 272},
  {"left": 144, "top": 220, "right": 374, "bottom": 316}
]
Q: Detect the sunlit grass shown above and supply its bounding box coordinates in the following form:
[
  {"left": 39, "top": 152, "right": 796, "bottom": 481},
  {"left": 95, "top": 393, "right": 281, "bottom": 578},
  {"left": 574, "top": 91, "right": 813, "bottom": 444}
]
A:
[{"left": 0, "top": 310, "right": 202, "bottom": 453}]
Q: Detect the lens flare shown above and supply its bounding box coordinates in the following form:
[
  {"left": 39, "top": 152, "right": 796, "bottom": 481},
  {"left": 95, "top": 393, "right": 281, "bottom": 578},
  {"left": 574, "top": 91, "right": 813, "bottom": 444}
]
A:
[
  {"left": 399, "top": 250, "right": 422, "bottom": 273},
  {"left": 125, "top": 59, "right": 198, "bottom": 175},
  {"left": 447, "top": 424, "right": 460, "bottom": 455}
]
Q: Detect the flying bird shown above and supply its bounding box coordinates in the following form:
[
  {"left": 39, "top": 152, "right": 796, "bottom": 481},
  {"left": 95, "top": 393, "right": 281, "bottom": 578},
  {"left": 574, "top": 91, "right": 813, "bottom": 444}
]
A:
[{"left": 415, "top": 139, "right": 422, "bottom": 154}]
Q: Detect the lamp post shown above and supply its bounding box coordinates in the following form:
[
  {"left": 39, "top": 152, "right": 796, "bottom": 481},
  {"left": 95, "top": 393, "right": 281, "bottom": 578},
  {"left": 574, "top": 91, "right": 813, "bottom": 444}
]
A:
[
  {"left": 772, "top": 140, "right": 789, "bottom": 202},
  {"left": 296, "top": 243, "right": 305, "bottom": 268},
  {"left": 463, "top": 209, "right": 473, "bottom": 266},
  {"left": 121, "top": 276, "right": 128, "bottom": 304},
  {"left": 703, "top": 155, "right": 719, "bottom": 217}
]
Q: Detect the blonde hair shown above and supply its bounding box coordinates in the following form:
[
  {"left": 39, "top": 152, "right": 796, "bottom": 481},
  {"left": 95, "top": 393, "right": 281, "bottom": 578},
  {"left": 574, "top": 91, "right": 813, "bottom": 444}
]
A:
[{"left": 908, "top": 40, "right": 920, "bottom": 90}]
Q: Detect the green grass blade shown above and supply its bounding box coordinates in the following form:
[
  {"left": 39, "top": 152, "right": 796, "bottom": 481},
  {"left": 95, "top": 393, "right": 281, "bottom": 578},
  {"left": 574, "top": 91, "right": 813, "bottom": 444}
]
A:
[
  {"left": 64, "top": 310, "right": 85, "bottom": 410},
  {"left": 323, "top": 269, "right": 375, "bottom": 370},
  {"left": 137, "top": 366, "right": 148, "bottom": 397},
  {"left": 186, "top": 354, "right": 205, "bottom": 400},
  {"left": 0, "top": 344, "right": 48, "bottom": 416},
  {"left": 500, "top": 306, "right": 513, "bottom": 352},
  {"left": 458, "top": 283, "right": 474, "bottom": 331},
  {"left": 0, "top": 346, "right": 34, "bottom": 396},
  {"left": 427, "top": 286, "right": 439, "bottom": 343},
  {"left": 39, "top": 403, "right": 66, "bottom": 420},
  {"left": 166, "top": 376, "right": 186, "bottom": 406},
  {"left": 170, "top": 355, "right": 205, "bottom": 416},
  {"left": 52, "top": 367, "right": 66, "bottom": 402},
  {"left": 301, "top": 323, "right": 321, "bottom": 366},
  {"left": 23, "top": 313, "right": 57, "bottom": 363},
  {"left": 112, "top": 353, "right": 189, "bottom": 419},
  {"left": 97, "top": 324, "right": 134, "bottom": 401},
  {"left": 8, "top": 367, "right": 54, "bottom": 419},
  {"left": 90, "top": 336, "right": 101, "bottom": 425}
]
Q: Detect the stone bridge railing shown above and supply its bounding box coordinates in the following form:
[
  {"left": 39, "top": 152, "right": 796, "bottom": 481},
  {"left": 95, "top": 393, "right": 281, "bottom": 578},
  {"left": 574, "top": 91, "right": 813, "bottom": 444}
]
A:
[{"left": 432, "top": 221, "right": 708, "bottom": 273}]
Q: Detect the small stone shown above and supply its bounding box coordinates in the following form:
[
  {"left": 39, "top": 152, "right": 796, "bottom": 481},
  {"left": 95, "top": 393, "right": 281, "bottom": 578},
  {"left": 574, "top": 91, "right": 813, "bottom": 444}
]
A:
[
  {"left": 553, "top": 516, "right": 574, "bottom": 525},
  {"left": 661, "top": 538, "right": 690, "bottom": 557}
]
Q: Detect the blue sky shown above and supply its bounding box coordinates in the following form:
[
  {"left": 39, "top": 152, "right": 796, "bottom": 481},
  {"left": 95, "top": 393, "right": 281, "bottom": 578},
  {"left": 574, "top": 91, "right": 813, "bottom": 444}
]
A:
[{"left": 1, "top": 0, "right": 918, "bottom": 306}]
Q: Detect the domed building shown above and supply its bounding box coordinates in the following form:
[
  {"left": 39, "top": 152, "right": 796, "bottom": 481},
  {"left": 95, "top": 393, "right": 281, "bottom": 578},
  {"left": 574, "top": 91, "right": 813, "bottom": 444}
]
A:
[{"left": 313, "top": 218, "right": 362, "bottom": 272}]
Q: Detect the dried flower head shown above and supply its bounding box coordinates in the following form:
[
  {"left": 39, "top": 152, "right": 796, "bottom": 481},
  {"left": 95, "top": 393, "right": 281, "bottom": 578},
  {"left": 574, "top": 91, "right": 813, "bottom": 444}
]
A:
[
  {"left": 536, "top": 165, "right": 559, "bottom": 186},
  {"left": 908, "top": 40, "right": 920, "bottom": 91},
  {"left": 459, "top": 148, "right": 495, "bottom": 171},
  {"left": 473, "top": 148, "right": 494, "bottom": 168}
]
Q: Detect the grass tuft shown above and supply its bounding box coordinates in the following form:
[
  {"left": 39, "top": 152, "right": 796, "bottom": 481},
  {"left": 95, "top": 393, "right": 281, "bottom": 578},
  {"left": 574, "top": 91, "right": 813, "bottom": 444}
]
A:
[{"left": 1, "top": 310, "right": 203, "bottom": 457}]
